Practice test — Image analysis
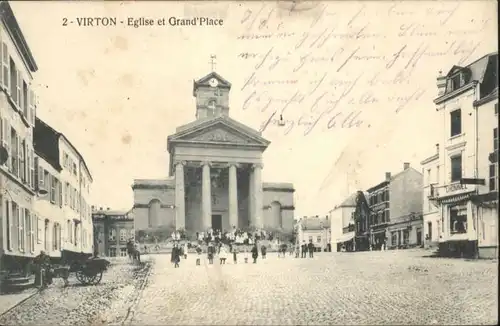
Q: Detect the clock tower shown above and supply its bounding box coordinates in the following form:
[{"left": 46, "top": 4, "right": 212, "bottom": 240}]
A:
[{"left": 192, "top": 57, "right": 232, "bottom": 120}]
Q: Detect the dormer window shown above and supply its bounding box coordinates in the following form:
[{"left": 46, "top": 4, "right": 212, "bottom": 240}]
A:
[{"left": 449, "top": 73, "right": 463, "bottom": 92}]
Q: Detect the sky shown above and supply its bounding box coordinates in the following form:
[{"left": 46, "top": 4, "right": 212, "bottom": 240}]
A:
[{"left": 10, "top": 1, "right": 497, "bottom": 217}]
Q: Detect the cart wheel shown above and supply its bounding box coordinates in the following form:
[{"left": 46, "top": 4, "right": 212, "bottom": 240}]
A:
[
  {"left": 75, "top": 271, "right": 84, "bottom": 283},
  {"left": 76, "top": 271, "right": 91, "bottom": 285},
  {"left": 90, "top": 271, "right": 103, "bottom": 285}
]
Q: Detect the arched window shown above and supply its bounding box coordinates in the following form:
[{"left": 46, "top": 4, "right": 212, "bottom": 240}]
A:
[
  {"left": 148, "top": 199, "right": 161, "bottom": 228},
  {"left": 207, "top": 100, "right": 217, "bottom": 116},
  {"left": 270, "top": 201, "right": 282, "bottom": 228}
]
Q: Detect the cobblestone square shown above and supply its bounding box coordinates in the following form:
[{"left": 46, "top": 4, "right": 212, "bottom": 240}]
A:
[
  {"left": 129, "top": 250, "right": 497, "bottom": 325},
  {"left": 1, "top": 251, "right": 497, "bottom": 326}
]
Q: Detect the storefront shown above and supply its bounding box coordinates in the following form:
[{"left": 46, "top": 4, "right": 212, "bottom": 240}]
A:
[
  {"left": 370, "top": 226, "right": 387, "bottom": 250},
  {"left": 437, "top": 191, "right": 478, "bottom": 258},
  {"left": 336, "top": 232, "right": 355, "bottom": 252}
]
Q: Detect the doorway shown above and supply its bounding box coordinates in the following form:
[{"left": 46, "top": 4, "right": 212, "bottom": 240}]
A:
[
  {"left": 211, "top": 214, "right": 222, "bottom": 231},
  {"left": 416, "top": 228, "right": 422, "bottom": 246}
]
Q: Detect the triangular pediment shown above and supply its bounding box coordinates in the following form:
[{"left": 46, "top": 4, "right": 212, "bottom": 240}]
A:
[
  {"left": 168, "top": 116, "right": 270, "bottom": 150},
  {"left": 194, "top": 72, "right": 232, "bottom": 89},
  {"left": 445, "top": 65, "right": 464, "bottom": 77}
]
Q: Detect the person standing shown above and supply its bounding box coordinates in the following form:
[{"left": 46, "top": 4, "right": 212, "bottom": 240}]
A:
[
  {"left": 261, "top": 245, "right": 267, "bottom": 259},
  {"left": 207, "top": 242, "right": 215, "bottom": 264},
  {"left": 196, "top": 245, "right": 202, "bottom": 265},
  {"left": 233, "top": 245, "right": 239, "bottom": 264},
  {"left": 171, "top": 244, "right": 180, "bottom": 268},
  {"left": 301, "top": 243, "right": 306, "bottom": 258},
  {"left": 308, "top": 241, "right": 314, "bottom": 258},
  {"left": 183, "top": 243, "right": 189, "bottom": 259},
  {"left": 219, "top": 245, "right": 228, "bottom": 265},
  {"left": 251, "top": 244, "right": 259, "bottom": 263}
]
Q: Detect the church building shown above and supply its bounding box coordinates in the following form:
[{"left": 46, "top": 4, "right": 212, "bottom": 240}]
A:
[{"left": 132, "top": 68, "right": 295, "bottom": 235}]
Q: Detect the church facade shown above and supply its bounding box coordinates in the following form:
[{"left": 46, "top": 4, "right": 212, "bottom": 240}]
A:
[{"left": 132, "top": 71, "right": 295, "bottom": 234}]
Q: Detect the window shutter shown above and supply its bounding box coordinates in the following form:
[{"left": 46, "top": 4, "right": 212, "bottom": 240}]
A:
[
  {"left": 0, "top": 115, "right": 3, "bottom": 162},
  {"left": 17, "top": 135, "right": 22, "bottom": 176},
  {"left": 3, "top": 118, "right": 10, "bottom": 169},
  {"left": 34, "top": 157, "right": 39, "bottom": 188},
  {"left": 59, "top": 181, "right": 63, "bottom": 207},
  {"left": 1, "top": 43, "right": 9, "bottom": 91},
  {"left": 0, "top": 34, "right": 3, "bottom": 87},
  {"left": 16, "top": 70, "right": 22, "bottom": 109},
  {"left": 18, "top": 206, "right": 23, "bottom": 251},
  {"left": 29, "top": 89, "right": 35, "bottom": 125}
]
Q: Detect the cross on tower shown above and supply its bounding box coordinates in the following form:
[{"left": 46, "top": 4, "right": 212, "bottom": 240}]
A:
[{"left": 209, "top": 55, "right": 217, "bottom": 71}]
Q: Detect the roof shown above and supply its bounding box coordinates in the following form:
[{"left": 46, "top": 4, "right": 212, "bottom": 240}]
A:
[
  {"left": 338, "top": 192, "right": 357, "bottom": 207},
  {"left": 92, "top": 208, "right": 134, "bottom": 220},
  {"left": 367, "top": 167, "right": 422, "bottom": 193},
  {"left": 92, "top": 209, "right": 129, "bottom": 216},
  {"left": 192, "top": 71, "right": 232, "bottom": 96},
  {"left": 34, "top": 118, "right": 62, "bottom": 172},
  {"left": 34, "top": 117, "right": 93, "bottom": 182},
  {"left": 444, "top": 52, "right": 497, "bottom": 83},
  {"left": 299, "top": 217, "right": 329, "bottom": 230},
  {"left": 0, "top": 1, "right": 38, "bottom": 72},
  {"left": 436, "top": 52, "right": 498, "bottom": 104},
  {"left": 474, "top": 87, "right": 498, "bottom": 107}
]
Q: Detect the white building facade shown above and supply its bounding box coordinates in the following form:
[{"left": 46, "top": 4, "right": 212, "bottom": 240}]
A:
[
  {"left": 0, "top": 1, "right": 39, "bottom": 276},
  {"left": 33, "top": 154, "right": 63, "bottom": 257},
  {"left": 33, "top": 118, "right": 93, "bottom": 259},
  {"left": 427, "top": 52, "right": 498, "bottom": 258},
  {"left": 420, "top": 145, "right": 441, "bottom": 249},
  {"left": 295, "top": 216, "right": 331, "bottom": 251}
]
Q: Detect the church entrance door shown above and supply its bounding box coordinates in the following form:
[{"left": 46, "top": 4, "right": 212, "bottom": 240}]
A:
[{"left": 211, "top": 214, "right": 222, "bottom": 231}]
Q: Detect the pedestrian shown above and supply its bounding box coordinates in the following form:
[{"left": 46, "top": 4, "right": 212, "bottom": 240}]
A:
[
  {"left": 244, "top": 246, "right": 249, "bottom": 263},
  {"left": 183, "top": 243, "right": 189, "bottom": 259},
  {"left": 171, "top": 243, "right": 180, "bottom": 268},
  {"left": 295, "top": 245, "right": 300, "bottom": 258},
  {"left": 251, "top": 244, "right": 259, "bottom": 264},
  {"left": 261, "top": 245, "right": 267, "bottom": 259},
  {"left": 207, "top": 242, "right": 215, "bottom": 264},
  {"left": 233, "top": 244, "right": 239, "bottom": 264},
  {"left": 219, "top": 245, "right": 228, "bottom": 265},
  {"left": 301, "top": 243, "right": 306, "bottom": 258},
  {"left": 196, "top": 245, "right": 202, "bottom": 265},
  {"left": 308, "top": 241, "right": 314, "bottom": 258}
]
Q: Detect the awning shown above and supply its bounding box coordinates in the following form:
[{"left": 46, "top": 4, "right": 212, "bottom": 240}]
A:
[{"left": 335, "top": 232, "right": 355, "bottom": 243}]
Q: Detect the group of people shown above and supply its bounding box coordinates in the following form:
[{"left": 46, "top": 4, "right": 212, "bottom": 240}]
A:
[
  {"left": 170, "top": 241, "right": 263, "bottom": 268},
  {"left": 297, "top": 241, "right": 316, "bottom": 258},
  {"left": 193, "top": 227, "right": 282, "bottom": 246}
]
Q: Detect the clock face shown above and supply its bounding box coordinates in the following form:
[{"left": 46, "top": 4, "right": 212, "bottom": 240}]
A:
[{"left": 209, "top": 78, "right": 219, "bottom": 88}]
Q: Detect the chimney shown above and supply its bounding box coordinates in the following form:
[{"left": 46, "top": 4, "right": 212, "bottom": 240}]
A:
[
  {"left": 437, "top": 71, "right": 447, "bottom": 96},
  {"left": 436, "top": 143, "right": 440, "bottom": 154},
  {"left": 99, "top": 207, "right": 103, "bottom": 211},
  {"left": 385, "top": 172, "right": 391, "bottom": 181},
  {"left": 404, "top": 162, "right": 410, "bottom": 170},
  {"left": 107, "top": 207, "right": 110, "bottom": 211}
]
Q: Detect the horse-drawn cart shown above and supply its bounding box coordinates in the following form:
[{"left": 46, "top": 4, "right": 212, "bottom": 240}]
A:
[
  {"left": 70, "top": 257, "right": 110, "bottom": 285},
  {"left": 37, "top": 256, "right": 111, "bottom": 288}
]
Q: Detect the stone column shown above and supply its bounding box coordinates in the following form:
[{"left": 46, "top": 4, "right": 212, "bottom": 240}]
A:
[
  {"left": 253, "top": 163, "right": 264, "bottom": 229},
  {"left": 202, "top": 161, "right": 212, "bottom": 231},
  {"left": 174, "top": 161, "right": 186, "bottom": 230},
  {"left": 228, "top": 163, "right": 239, "bottom": 229},
  {"left": 248, "top": 167, "right": 254, "bottom": 226}
]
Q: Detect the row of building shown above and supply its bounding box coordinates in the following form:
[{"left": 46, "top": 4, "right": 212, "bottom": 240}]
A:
[
  {"left": 329, "top": 52, "right": 498, "bottom": 259},
  {"left": 0, "top": 1, "right": 94, "bottom": 281}
]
